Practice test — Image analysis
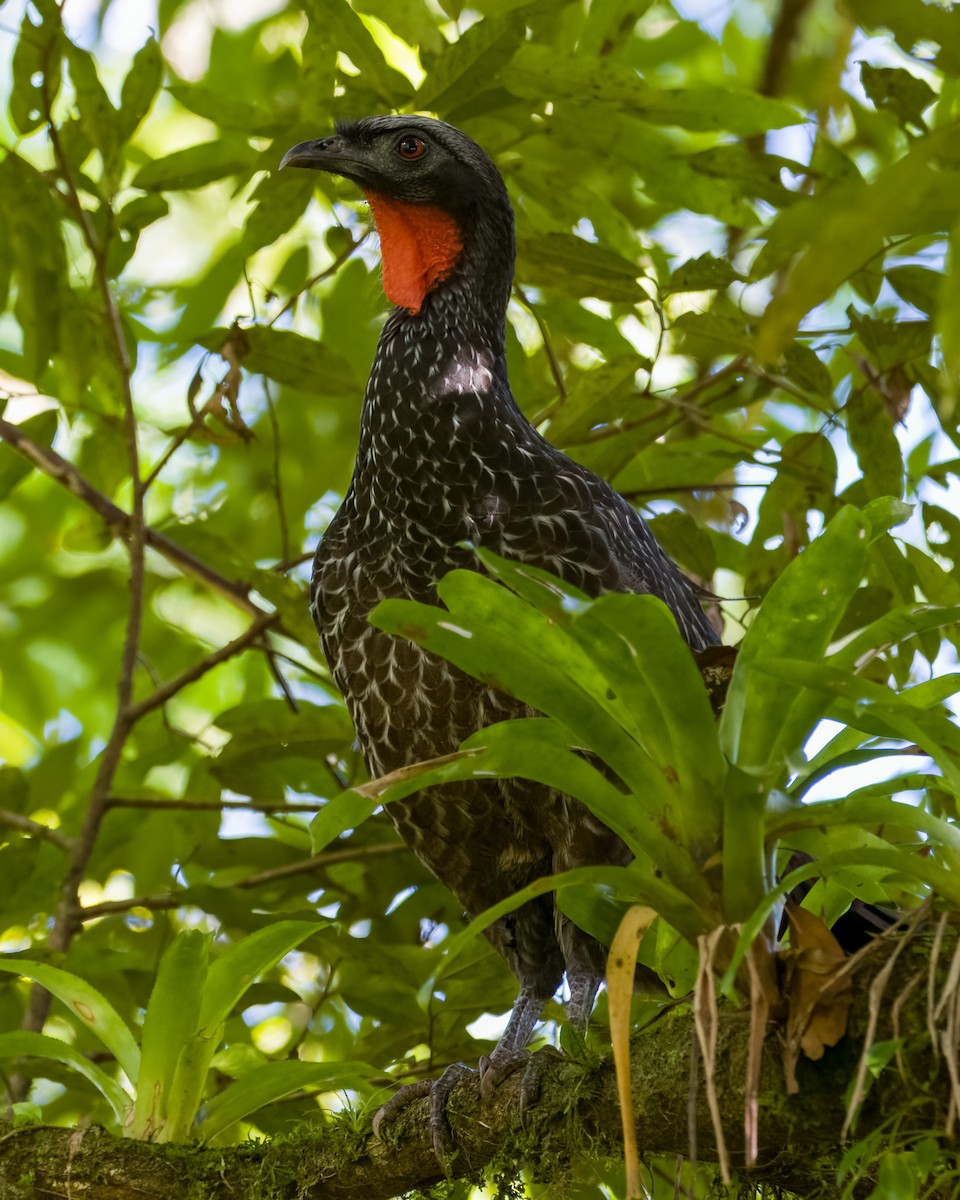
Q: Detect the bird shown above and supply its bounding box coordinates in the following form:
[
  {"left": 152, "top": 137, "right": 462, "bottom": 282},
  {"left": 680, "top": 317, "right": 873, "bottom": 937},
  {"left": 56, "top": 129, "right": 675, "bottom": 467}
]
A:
[{"left": 279, "top": 115, "right": 721, "bottom": 1149}]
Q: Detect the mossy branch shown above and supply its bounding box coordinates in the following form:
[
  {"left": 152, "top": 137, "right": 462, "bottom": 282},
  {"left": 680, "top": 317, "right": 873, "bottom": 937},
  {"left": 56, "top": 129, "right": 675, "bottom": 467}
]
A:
[{"left": 0, "top": 929, "right": 953, "bottom": 1200}]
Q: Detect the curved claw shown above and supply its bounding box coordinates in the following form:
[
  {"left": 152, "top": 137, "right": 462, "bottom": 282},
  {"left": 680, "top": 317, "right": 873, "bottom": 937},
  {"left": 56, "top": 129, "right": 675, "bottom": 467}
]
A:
[
  {"left": 478, "top": 1043, "right": 567, "bottom": 1112},
  {"left": 372, "top": 1063, "right": 475, "bottom": 1166}
]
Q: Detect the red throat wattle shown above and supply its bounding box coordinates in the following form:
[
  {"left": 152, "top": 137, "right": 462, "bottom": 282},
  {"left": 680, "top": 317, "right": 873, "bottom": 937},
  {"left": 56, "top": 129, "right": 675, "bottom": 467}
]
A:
[{"left": 364, "top": 192, "right": 463, "bottom": 314}]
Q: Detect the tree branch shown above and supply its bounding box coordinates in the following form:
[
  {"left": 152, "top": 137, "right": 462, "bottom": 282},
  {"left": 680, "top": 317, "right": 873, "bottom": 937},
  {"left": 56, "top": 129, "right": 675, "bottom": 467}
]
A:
[
  {"left": 0, "top": 929, "right": 950, "bottom": 1200},
  {"left": 125, "top": 610, "right": 277, "bottom": 723},
  {"left": 0, "top": 414, "right": 263, "bottom": 616},
  {"left": 0, "top": 810, "right": 71, "bottom": 852},
  {"left": 76, "top": 842, "right": 406, "bottom": 920},
  {"left": 28, "top": 40, "right": 147, "bottom": 1044}
]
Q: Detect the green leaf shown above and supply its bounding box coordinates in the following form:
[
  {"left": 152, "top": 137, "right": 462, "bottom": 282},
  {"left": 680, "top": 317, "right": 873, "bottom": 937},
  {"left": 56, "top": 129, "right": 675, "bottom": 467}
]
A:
[
  {"left": 301, "top": 0, "right": 413, "bottom": 106},
  {"left": 940, "top": 220, "right": 960, "bottom": 415},
  {"left": 0, "top": 411, "right": 58, "bottom": 500},
  {"left": 756, "top": 132, "right": 960, "bottom": 359},
  {"left": 886, "top": 265, "right": 942, "bottom": 316},
  {"left": 374, "top": 573, "right": 674, "bottom": 805},
  {"left": 847, "top": 386, "right": 905, "bottom": 501},
  {"left": 0, "top": 1032, "right": 131, "bottom": 1123},
  {"left": 199, "top": 325, "right": 359, "bottom": 395},
  {"left": 417, "top": 14, "right": 524, "bottom": 111},
  {"left": 517, "top": 234, "right": 644, "bottom": 302},
  {"left": 199, "top": 921, "right": 320, "bottom": 1033},
  {"left": 859, "top": 63, "right": 936, "bottom": 131},
  {"left": 131, "top": 139, "right": 259, "bottom": 191},
  {"left": 196, "top": 1059, "right": 376, "bottom": 1142},
  {"left": 118, "top": 38, "right": 163, "bottom": 142},
  {"left": 66, "top": 42, "right": 120, "bottom": 181},
  {"left": 720, "top": 506, "right": 869, "bottom": 775},
  {"left": 781, "top": 342, "right": 833, "bottom": 397},
  {"left": 160, "top": 921, "right": 320, "bottom": 1142},
  {"left": 10, "top": 12, "right": 59, "bottom": 135},
  {"left": 0, "top": 959, "right": 140, "bottom": 1082},
  {"left": 168, "top": 85, "right": 271, "bottom": 131},
  {"left": 506, "top": 46, "right": 803, "bottom": 135},
  {"left": 664, "top": 253, "right": 742, "bottom": 294},
  {"left": 544, "top": 358, "right": 646, "bottom": 446},
  {"left": 130, "top": 930, "right": 210, "bottom": 1140},
  {"left": 862, "top": 497, "right": 913, "bottom": 540},
  {"left": 310, "top": 790, "right": 380, "bottom": 853}
]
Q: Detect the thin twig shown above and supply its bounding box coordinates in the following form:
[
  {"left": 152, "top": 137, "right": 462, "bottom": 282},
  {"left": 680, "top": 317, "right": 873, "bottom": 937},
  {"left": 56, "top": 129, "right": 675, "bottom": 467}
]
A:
[
  {"left": 0, "top": 414, "right": 263, "bottom": 617},
  {"left": 264, "top": 378, "right": 291, "bottom": 563},
  {"left": 272, "top": 550, "right": 314, "bottom": 573},
  {"left": 0, "top": 809, "right": 71, "bottom": 852},
  {"left": 125, "top": 610, "right": 276, "bottom": 723},
  {"left": 107, "top": 797, "right": 328, "bottom": 812},
  {"left": 268, "top": 229, "right": 372, "bottom": 326},
  {"left": 76, "top": 843, "right": 407, "bottom": 920},
  {"left": 620, "top": 481, "right": 768, "bottom": 500},
  {"left": 28, "top": 25, "right": 146, "bottom": 1041},
  {"left": 514, "top": 284, "right": 567, "bottom": 414},
  {"left": 141, "top": 386, "right": 221, "bottom": 490}
]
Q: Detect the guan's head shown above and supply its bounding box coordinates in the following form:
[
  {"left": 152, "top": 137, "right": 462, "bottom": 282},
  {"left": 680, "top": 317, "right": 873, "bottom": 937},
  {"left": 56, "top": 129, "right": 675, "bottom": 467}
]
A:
[{"left": 279, "top": 115, "right": 514, "bottom": 316}]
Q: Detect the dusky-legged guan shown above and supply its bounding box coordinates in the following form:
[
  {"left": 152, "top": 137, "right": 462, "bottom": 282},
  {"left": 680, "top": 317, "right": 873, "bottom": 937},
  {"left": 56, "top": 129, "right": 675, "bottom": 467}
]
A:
[{"left": 280, "top": 116, "right": 721, "bottom": 1147}]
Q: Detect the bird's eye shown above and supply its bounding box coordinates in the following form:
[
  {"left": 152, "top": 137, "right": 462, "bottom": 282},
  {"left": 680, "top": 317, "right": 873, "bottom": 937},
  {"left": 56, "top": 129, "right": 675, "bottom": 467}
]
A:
[{"left": 397, "top": 135, "right": 425, "bottom": 160}]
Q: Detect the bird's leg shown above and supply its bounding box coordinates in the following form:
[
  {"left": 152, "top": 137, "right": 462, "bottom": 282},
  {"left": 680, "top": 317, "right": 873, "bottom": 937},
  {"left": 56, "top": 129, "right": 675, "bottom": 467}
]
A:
[
  {"left": 477, "top": 985, "right": 551, "bottom": 1101},
  {"left": 566, "top": 970, "right": 601, "bottom": 1034},
  {"left": 371, "top": 1062, "right": 475, "bottom": 1163}
]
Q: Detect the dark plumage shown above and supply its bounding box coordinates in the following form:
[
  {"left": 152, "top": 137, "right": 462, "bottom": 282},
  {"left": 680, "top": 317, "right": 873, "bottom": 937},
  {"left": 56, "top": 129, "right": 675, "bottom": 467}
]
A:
[{"left": 281, "top": 116, "right": 719, "bottom": 1132}]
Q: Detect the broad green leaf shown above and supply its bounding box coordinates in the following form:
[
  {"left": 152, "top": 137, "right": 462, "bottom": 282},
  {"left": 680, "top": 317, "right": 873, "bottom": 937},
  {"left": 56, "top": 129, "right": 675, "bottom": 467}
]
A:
[
  {"left": 66, "top": 42, "right": 119, "bottom": 181},
  {"left": 196, "top": 1059, "right": 376, "bottom": 1142},
  {"left": 664, "top": 254, "right": 742, "bottom": 294},
  {"left": 756, "top": 131, "right": 960, "bottom": 358},
  {"left": 199, "top": 325, "right": 359, "bottom": 395},
  {"left": 301, "top": 0, "right": 413, "bottom": 105},
  {"left": 0, "top": 959, "right": 140, "bottom": 1082},
  {"left": 862, "top": 497, "right": 913, "bottom": 541},
  {"left": 130, "top": 930, "right": 210, "bottom": 1140},
  {"left": 118, "top": 38, "right": 163, "bottom": 142},
  {"left": 845, "top": 0, "right": 960, "bottom": 73},
  {"left": 417, "top": 13, "right": 524, "bottom": 111},
  {"left": 131, "top": 139, "right": 258, "bottom": 191},
  {"left": 0, "top": 1032, "right": 131, "bottom": 1123},
  {"left": 199, "top": 921, "right": 320, "bottom": 1032},
  {"left": 720, "top": 506, "right": 869, "bottom": 775},
  {"left": 847, "top": 389, "right": 904, "bottom": 501},
  {"left": 517, "top": 234, "right": 644, "bottom": 302},
  {"left": 168, "top": 85, "right": 272, "bottom": 131},
  {"left": 158, "top": 922, "right": 320, "bottom": 1142},
  {"left": 860, "top": 63, "right": 936, "bottom": 131},
  {"left": 940, "top": 220, "right": 960, "bottom": 413},
  {"left": 374, "top": 574, "right": 676, "bottom": 806},
  {"left": 10, "top": 12, "right": 59, "bottom": 136},
  {"left": 544, "top": 357, "right": 646, "bottom": 446},
  {"left": 310, "top": 790, "right": 380, "bottom": 853},
  {"left": 506, "top": 46, "right": 803, "bottom": 135},
  {"left": 830, "top": 604, "right": 960, "bottom": 673},
  {"left": 768, "top": 789, "right": 960, "bottom": 864}
]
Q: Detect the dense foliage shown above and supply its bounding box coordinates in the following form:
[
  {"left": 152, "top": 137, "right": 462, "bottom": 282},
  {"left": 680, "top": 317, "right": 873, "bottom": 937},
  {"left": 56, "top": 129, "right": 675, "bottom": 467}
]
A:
[{"left": 0, "top": 0, "right": 959, "bottom": 1195}]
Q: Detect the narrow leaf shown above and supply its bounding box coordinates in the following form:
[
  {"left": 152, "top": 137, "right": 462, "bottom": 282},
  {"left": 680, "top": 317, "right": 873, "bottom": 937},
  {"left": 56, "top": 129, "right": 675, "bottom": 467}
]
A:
[
  {"left": 0, "top": 1032, "right": 131, "bottom": 1122},
  {"left": 0, "top": 960, "right": 140, "bottom": 1082}
]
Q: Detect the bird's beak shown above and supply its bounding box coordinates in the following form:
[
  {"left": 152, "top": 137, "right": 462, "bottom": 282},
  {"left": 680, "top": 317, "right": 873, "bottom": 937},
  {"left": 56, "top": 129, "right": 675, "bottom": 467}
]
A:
[
  {"left": 279, "top": 137, "right": 367, "bottom": 179},
  {"left": 279, "top": 139, "right": 329, "bottom": 171}
]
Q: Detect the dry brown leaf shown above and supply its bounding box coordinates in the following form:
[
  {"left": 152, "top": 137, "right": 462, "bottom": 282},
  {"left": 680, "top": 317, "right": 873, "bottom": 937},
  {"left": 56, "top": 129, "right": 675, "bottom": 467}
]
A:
[
  {"left": 783, "top": 902, "right": 852, "bottom": 1092},
  {"left": 607, "top": 906, "right": 658, "bottom": 1200}
]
